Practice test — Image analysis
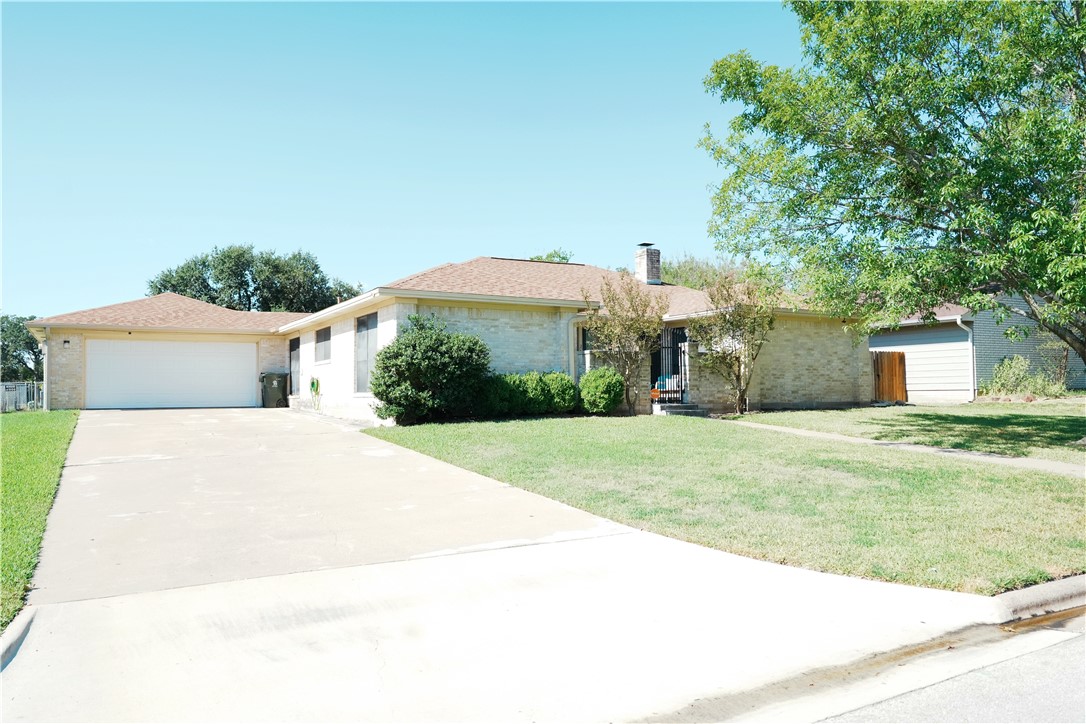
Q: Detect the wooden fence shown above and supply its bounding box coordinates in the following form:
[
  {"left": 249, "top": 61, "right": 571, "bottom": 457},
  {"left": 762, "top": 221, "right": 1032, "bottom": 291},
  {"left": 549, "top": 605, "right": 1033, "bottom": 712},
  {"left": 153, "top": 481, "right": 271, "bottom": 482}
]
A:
[{"left": 871, "top": 351, "right": 907, "bottom": 403}]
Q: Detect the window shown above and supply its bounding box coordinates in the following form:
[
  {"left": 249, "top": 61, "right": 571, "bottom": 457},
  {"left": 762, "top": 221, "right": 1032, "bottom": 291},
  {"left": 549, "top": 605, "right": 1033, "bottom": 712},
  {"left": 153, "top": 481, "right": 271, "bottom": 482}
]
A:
[
  {"left": 580, "top": 328, "right": 594, "bottom": 351},
  {"left": 355, "top": 314, "right": 378, "bottom": 393},
  {"left": 315, "top": 327, "right": 332, "bottom": 362},
  {"left": 289, "top": 337, "right": 300, "bottom": 395}
]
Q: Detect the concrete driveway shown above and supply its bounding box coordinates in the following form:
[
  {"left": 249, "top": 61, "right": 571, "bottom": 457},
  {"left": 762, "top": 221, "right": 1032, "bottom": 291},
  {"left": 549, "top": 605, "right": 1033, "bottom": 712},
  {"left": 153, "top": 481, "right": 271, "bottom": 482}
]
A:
[{"left": 2, "top": 409, "right": 1042, "bottom": 722}]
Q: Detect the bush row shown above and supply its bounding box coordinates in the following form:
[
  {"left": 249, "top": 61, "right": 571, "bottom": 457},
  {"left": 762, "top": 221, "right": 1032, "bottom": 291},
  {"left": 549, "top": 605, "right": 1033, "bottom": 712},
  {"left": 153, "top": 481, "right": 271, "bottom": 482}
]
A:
[
  {"left": 372, "top": 315, "right": 626, "bottom": 425},
  {"left": 478, "top": 367, "right": 625, "bottom": 419}
]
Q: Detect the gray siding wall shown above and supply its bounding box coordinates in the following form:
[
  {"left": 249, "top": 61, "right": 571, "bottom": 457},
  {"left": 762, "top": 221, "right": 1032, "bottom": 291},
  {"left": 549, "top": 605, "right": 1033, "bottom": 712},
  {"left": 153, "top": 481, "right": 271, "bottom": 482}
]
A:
[
  {"left": 973, "top": 296, "right": 1086, "bottom": 390},
  {"left": 870, "top": 323, "right": 974, "bottom": 402}
]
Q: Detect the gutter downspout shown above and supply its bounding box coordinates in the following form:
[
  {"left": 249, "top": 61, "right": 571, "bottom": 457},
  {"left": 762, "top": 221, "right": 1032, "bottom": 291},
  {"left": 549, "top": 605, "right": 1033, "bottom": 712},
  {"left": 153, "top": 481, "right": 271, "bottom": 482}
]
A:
[{"left": 955, "top": 316, "right": 976, "bottom": 401}]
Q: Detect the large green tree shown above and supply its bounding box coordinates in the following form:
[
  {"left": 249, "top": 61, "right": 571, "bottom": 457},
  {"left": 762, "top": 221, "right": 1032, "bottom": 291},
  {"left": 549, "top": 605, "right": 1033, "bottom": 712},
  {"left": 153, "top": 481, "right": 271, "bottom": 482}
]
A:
[
  {"left": 148, "top": 245, "right": 362, "bottom": 313},
  {"left": 660, "top": 253, "right": 739, "bottom": 290},
  {"left": 1, "top": 315, "right": 43, "bottom": 381},
  {"left": 702, "top": 0, "right": 1086, "bottom": 362}
]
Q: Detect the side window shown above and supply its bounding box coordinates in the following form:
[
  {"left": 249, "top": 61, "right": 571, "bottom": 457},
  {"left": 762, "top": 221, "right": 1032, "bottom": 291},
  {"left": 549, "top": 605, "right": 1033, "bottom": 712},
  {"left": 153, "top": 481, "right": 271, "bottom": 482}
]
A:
[
  {"left": 289, "top": 337, "right": 300, "bottom": 395},
  {"left": 315, "top": 327, "right": 332, "bottom": 362},
  {"left": 355, "top": 314, "right": 378, "bottom": 393},
  {"left": 580, "top": 327, "right": 594, "bottom": 351}
]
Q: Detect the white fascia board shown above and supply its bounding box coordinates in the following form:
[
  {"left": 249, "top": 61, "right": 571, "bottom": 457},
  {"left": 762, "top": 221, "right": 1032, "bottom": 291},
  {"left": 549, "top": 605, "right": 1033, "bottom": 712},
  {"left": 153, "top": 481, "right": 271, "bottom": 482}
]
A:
[
  {"left": 663, "top": 306, "right": 838, "bottom": 323},
  {"left": 276, "top": 289, "right": 385, "bottom": 334},
  {"left": 23, "top": 323, "right": 277, "bottom": 337},
  {"left": 398, "top": 288, "right": 597, "bottom": 309},
  {"left": 276, "top": 288, "right": 597, "bottom": 335}
]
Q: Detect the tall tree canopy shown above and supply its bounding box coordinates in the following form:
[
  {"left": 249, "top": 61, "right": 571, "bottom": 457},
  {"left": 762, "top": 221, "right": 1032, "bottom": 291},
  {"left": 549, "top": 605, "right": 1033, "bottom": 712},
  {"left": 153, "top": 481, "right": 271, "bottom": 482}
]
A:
[
  {"left": 1, "top": 315, "right": 44, "bottom": 382},
  {"left": 148, "top": 246, "right": 362, "bottom": 313},
  {"left": 702, "top": 0, "right": 1086, "bottom": 362},
  {"left": 660, "top": 253, "right": 739, "bottom": 290},
  {"left": 530, "top": 248, "right": 574, "bottom": 263}
]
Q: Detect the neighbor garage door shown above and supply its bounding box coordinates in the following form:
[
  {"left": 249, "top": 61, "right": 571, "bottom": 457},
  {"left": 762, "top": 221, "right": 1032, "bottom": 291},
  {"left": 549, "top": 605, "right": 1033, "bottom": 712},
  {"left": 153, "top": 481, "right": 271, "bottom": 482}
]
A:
[
  {"left": 85, "top": 339, "right": 258, "bottom": 409},
  {"left": 869, "top": 323, "right": 974, "bottom": 403}
]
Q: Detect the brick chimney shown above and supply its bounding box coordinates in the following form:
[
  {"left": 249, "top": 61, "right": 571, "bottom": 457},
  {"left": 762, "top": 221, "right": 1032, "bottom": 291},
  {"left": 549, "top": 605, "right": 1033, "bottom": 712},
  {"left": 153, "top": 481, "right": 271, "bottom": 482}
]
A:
[{"left": 634, "top": 243, "right": 661, "bottom": 285}]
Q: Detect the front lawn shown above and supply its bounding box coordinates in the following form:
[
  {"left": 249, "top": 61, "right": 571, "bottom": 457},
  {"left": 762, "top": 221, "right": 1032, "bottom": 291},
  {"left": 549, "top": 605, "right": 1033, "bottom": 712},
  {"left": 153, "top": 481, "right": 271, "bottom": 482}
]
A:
[
  {"left": 740, "top": 402, "right": 1086, "bottom": 465},
  {"left": 1, "top": 410, "right": 79, "bottom": 630},
  {"left": 369, "top": 416, "right": 1085, "bottom": 595}
]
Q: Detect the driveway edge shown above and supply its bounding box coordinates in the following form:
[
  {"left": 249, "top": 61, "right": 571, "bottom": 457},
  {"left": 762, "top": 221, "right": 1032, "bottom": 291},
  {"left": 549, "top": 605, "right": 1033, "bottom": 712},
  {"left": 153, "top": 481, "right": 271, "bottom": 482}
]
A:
[
  {"left": 1, "top": 606, "right": 36, "bottom": 670},
  {"left": 994, "top": 574, "right": 1086, "bottom": 622}
]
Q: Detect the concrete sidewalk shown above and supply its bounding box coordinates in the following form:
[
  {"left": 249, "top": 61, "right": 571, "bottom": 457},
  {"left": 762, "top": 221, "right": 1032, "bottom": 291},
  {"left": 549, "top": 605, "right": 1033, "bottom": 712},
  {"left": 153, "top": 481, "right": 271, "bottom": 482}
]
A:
[{"left": 1, "top": 409, "right": 1072, "bottom": 721}]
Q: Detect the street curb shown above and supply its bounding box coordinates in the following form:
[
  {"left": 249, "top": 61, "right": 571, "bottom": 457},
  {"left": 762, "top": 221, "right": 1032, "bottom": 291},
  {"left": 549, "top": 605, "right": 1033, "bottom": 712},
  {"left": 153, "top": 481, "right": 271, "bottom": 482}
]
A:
[
  {"left": 993, "top": 574, "right": 1086, "bottom": 622},
  {"left": 1, "top": 606, "right": 36, "bottom": 670}
]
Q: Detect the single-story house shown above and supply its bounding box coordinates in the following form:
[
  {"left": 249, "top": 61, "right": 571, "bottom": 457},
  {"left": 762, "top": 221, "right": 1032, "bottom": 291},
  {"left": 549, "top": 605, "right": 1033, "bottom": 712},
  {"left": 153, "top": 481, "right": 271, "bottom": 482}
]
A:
[
  {"left": 869, "top": 298, "right": 1086, "bottom": 403},
  {"left": 28, "top": 245, "right": 874, "bottom": 422}
]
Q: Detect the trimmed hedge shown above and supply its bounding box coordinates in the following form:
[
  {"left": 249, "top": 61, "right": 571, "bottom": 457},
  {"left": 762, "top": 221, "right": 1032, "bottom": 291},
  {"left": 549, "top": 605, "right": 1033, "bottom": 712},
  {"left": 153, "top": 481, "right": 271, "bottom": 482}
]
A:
[{"left": 479, "top": 371, "right": 579, "bottom": 418}]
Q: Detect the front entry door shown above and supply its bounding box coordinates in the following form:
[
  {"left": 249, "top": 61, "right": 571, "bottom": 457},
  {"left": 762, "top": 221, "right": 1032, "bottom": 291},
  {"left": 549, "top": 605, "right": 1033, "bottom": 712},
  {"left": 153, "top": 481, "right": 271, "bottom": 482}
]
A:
[{"left": 651, "top": 327, "right": 687, "bottom": 403}]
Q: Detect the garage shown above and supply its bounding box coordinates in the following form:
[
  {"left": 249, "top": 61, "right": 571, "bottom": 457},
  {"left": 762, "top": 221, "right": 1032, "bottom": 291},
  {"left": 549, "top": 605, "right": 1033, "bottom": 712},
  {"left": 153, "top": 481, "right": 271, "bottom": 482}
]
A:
[
  {"left": 869, "top": 323, "right": 975, "bottom": 403},
  {"left": 85, "top": 339, "right": 258, "bottom": 409}
]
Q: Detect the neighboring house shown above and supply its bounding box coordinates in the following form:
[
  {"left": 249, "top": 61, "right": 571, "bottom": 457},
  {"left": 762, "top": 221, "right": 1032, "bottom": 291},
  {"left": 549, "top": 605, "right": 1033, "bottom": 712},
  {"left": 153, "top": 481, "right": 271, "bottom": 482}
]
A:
[
  {"left": 28, "top": 246, "right": 874, "bottom": 421},
  {"left": 869, "top": 299, "right": 1086, "bottom": 403}
]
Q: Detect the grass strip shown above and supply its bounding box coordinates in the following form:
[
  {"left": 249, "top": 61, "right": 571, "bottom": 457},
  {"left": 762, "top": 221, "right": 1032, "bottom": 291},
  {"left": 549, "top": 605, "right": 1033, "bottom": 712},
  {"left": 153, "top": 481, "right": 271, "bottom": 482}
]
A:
[{"left": 1, "top": 410, "right": 79, "bottom": 630}]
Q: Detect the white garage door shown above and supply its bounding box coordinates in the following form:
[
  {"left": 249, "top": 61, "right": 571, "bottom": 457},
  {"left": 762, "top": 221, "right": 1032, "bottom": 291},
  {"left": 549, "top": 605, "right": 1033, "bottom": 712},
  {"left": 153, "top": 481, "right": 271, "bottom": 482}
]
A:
[
  {"left": 869, "top": 324, "right": 974, "bottom": 403},
  {"left": 85, "top": 339, "right": 259, "bottom": 409}
]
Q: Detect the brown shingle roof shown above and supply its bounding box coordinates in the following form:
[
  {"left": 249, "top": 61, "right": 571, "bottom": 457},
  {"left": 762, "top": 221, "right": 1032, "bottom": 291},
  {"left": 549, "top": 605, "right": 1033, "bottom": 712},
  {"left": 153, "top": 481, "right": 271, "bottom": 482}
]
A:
[
  {"left": 383, "top": 256, "right": 713, "bottom": 318},
  {"left": 903, "top": 303, "right": 971, "bottom": 322},
  {"left": 27, "top": 293, "right": 309, "bottom": 333}
]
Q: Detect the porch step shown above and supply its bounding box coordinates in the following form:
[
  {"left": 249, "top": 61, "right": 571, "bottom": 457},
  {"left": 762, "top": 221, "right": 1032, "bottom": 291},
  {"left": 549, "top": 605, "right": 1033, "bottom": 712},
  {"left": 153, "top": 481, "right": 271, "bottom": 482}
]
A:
[{"left": 652, "top": 403, "right": 710, "bottom": 417}]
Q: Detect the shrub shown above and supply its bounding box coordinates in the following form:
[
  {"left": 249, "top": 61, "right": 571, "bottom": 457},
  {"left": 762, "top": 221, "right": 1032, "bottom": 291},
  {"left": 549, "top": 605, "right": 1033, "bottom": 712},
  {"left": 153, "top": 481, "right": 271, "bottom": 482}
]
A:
[
  {"left": 371, "top": 315, "right": 492, "bottom": 425},
  {"left": 579, "top": 367, "right": 625, "bottom": 414},
  {"left": 520, "top": 371, "right": 552, "bottom": 415},
  {"left": 980, "top": 355, "right": 1066, "bottom": 398},
  {"left": 544, "top": 372, "right": 578, "bottom": 413}
]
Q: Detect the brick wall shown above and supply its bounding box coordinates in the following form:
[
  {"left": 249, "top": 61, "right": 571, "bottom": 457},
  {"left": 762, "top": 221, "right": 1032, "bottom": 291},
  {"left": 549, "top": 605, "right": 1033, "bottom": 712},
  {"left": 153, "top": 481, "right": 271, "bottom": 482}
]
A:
[
  {"left": 257, "top": 337, "right": 288, "bottom": 374},
  {"left": 44, "top": 331, "right": 84, "bottom": 410},
  {"left": 417, "top": 304, "right": 577, "bottom": 374},
  {"left": 746, "top": 315, "right": 872, "bottom": 409}
]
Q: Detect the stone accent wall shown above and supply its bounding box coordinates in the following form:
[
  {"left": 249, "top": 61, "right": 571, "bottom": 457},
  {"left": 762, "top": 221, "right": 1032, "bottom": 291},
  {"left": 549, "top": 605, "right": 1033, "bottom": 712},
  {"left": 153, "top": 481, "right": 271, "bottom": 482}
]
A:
[
  {"left": 417, "top": 304, "right": 576, "bottom": 374},
  {"left": 257, "top": 336, "right": 288, "bottom": 374},
  {"left": 745, "top": 316, "right": 872, "bottom": 409},
  {"left": 45, "top": 331, "right": 85, "bottom": 410}
]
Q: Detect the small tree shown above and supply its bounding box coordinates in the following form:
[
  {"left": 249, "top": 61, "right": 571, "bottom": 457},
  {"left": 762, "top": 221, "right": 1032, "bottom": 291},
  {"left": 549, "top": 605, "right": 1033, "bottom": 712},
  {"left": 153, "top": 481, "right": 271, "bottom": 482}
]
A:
[
  {"left": 686, "top": 273, "right": 781, "bottom": 414},
  {"left": 581, "top": 272, "right": 669, "bottom": 414}
]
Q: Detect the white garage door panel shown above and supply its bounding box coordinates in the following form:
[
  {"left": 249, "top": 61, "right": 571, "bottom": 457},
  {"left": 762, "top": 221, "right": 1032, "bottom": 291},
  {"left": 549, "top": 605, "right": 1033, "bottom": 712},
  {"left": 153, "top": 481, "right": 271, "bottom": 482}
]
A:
[{"left": 86, "top": 340, "right": 258, "bottom": 409}]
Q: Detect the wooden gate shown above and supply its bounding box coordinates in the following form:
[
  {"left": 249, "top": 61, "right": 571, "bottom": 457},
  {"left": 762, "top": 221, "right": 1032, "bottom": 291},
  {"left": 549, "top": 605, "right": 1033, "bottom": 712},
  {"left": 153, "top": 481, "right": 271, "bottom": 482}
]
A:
[{"left": 871, "top": 351, "right": 907, "bottom": 403}]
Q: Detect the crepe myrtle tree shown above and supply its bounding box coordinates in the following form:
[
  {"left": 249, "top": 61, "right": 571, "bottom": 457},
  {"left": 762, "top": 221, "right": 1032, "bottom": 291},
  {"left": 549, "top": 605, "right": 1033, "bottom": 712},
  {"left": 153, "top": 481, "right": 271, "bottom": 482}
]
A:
[
  {"left": 702, "top": 0, "right": 1086, "bottom": 363},
  {"left": 581, "top": 272, "right": 669, "bottom": 414},
  {"left": 685, "top": 270, "right": 782, "bottom": 414}
]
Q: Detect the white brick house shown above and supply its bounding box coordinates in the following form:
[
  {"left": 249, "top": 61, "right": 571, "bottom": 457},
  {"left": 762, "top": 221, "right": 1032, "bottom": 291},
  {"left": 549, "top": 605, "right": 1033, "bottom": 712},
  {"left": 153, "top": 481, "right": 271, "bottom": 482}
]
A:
[{"left": 28, "top": 246, "right": 874, "bottom": 422}]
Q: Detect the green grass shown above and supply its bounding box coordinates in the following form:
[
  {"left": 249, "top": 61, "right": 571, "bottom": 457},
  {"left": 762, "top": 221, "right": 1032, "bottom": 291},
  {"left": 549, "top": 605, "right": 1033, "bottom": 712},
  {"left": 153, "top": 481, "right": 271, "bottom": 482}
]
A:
[
  {"left": 741, "top": 402, "right": 1086, "bottom": 465},
  {"left": 1, "top": 410, "right": 79, "bottom": 630},
  {"left": 368, "top": 416, "right": 1086, "bottom": 595}
]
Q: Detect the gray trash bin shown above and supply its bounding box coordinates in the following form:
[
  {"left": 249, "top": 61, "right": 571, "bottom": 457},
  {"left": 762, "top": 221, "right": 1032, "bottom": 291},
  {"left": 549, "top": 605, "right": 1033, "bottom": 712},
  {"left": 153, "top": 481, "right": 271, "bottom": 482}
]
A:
[{"left": 260, "top": 372, "right": 289, "bottom": 408}]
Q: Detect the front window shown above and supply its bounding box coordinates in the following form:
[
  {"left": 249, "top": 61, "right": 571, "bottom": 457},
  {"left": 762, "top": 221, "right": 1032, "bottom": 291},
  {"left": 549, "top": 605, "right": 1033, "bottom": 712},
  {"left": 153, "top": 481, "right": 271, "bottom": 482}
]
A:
[
  {"left": 355, "top": 314, "right": 378, "bottom": 393},
  {"left": 289, "top": 337, "right": 300, "bottom": 394},
  {"left": 315, "top": 327, "right": 332, "bottom": 362}
]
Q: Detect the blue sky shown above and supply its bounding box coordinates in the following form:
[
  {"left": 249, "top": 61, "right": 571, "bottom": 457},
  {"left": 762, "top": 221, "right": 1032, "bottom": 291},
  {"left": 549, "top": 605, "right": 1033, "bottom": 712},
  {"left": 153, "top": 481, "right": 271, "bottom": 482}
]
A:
[{"left": 2, "top": 2, "right": 802, "bottom": 317}]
